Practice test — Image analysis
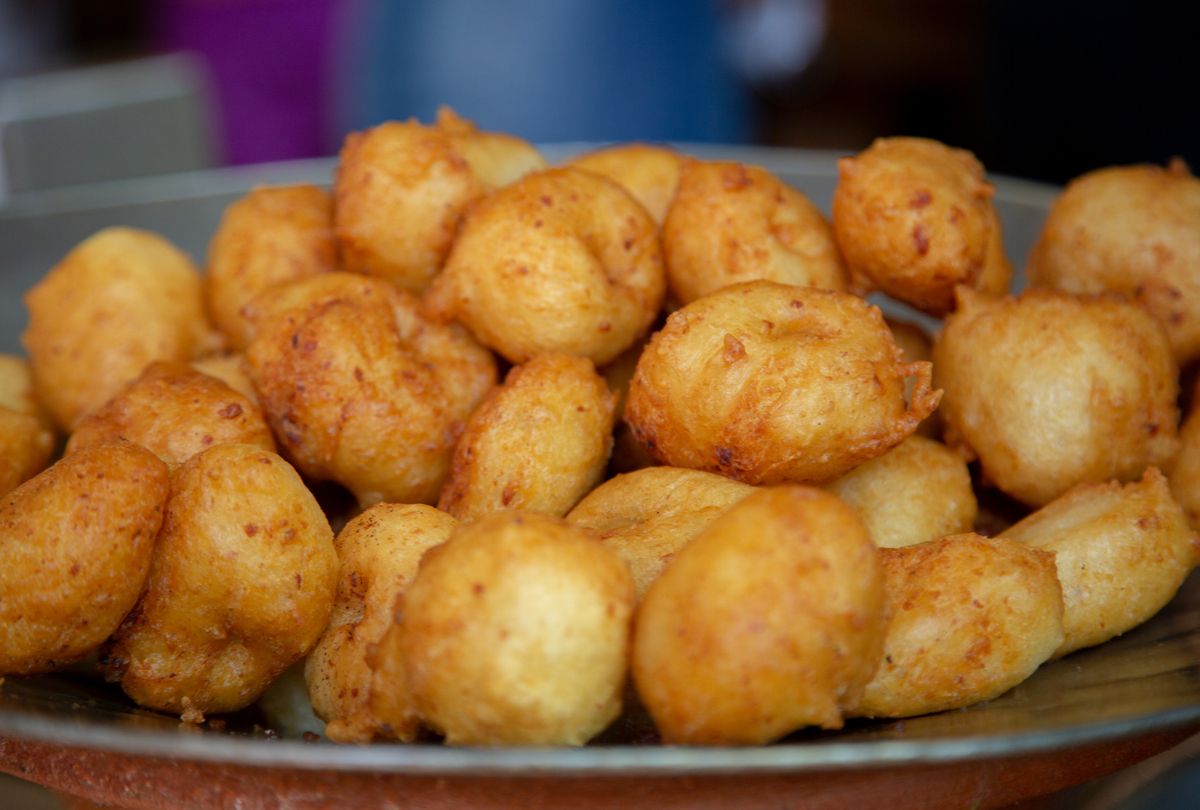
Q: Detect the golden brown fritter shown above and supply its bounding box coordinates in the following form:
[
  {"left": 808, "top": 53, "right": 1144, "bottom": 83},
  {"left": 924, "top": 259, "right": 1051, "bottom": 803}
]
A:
[
  {"left": 827, "top": 435, "right": 976, "bottom": 548},
  {"left": 849, "top": 533, "right": 1063, "bottom": 718},
  {"left": 66, "top": 362, "right": 274, "bottom": 470},
  {"left": 833, "top": 137, "right": 1009, "bottom": 315},
  {"left": 663, "top": 160, "right": 846, "bottom": 304},
  {"left": 438, "top": 353, "right": 616, "bottom": 520},
  {"left": 1028, "top": 160, "right": 1200, "bottom": 364},
  {"left": 335, "top": 108, "right": 545, "bottom": 291},
  {"left": 389, "top": 511, "right": 635, "bottom": 745},
  {"left": 206, "top": 185, "right": 339, "bottom": 350},
  {"left": 934, "top": 287, "right": 1179, "bottom": 506},
  {"left": 1001, "top": 469, "right": 1200, "bottom": 656},
  {"left": 569, "top": 143, "right": 683, "bottom": 224},
  {"left": 566, "top": 466, "right": 755, "bottom": 598},
  {"left": 306, "top": 503, "right": 456, "bottom": 743},
  {"left": 626, "top": 282, "right": 939, "bottom": 484},
  {"left": 425, "top": 167, "right": 666, "bottom": 365},
  {"left": 23, "top": 227, "right": 219, "bottom": 430},
  {"left": 244, "top": 272, "right": 497, "bottom": 506},
  {"left": 109, "top": 444, "right": 337, "bottom": 715},
  {"left": 0, "top": 443, "right": 169, "bottom": 675},
  {"left": 633, "top": 486, "right": 886, "bottom": 744},
  {"left": 0, "top": 355, "right": 56, "bottom": 498}
]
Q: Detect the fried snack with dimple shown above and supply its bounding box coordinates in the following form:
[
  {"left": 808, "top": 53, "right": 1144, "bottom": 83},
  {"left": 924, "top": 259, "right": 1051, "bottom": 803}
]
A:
[
  {"left": 0, "top": 443, "right": 169, "bottom": 675},
  {"left": 306, "top": 504, "right": 456, "bottom": 743},
  {"left": 566, "top": 467, "right": 754, "bottom": 598},
  {"left": 66, "top": 362, "right": 274, "bottom": 470},
  {"left": 626, "top": 282, "right": 939, "bottom": 485},
  {"left": 886, "top": 317, "right": 940, "bottom": 438},
  {"left": 425, "top": 167, "right": 665, "bottom": 365},
  {"left": 848, "top": 534, "right": 1063, "bottom": 719},
  {"left": 662, "top": 160, "right": 847, "bottom": 305},
  {"left": 389, "top": 511, "right": 635, "bottom": 746},
  {"left": 569, "top": 143, "right": 683, "bottom": 224},
  {"left": 23, "top": 227, "right": 219, "bottom": 430},
  {"left": 1000, "top": 468, "right": 1200, "bottom": 657},
  {"left": 191, "top": 353, "right": 258, "bottom": 404},
  {"left": 108, "top": 444, "right": 337, "bottom": 715},
  {"left": 1028, "top": 160, "right": 1200, "bottom": 363},
  {"left": 438, "top": 354, "right": 616, "bottom": 520},
  {"left": 245, "top": 272, "right": 496, "bottom": 506},
  {"left": 833, "top": 137, "right": 1009, "bottom": 315},
  {"left": 934, "top": 288, "right": 1179, "bottom": 507},
  {"left": 335, "top": 108, "right": 545, "bottom": 291},
  {"left": 0, "top": 355, "right": 56, "bottom": 498},
  {"left": 827, "top": 435, "right": 976, "bottom": 549},
  {"left": 206, "top": 185, "right": 338, "bottom": 350},
  {"left": 633, "top": 486, "right": 886, "bottom": 744}
]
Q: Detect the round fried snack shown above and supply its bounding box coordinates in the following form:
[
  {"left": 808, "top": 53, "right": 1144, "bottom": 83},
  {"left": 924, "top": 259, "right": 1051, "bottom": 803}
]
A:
[
  {"left": 633, "top": 486, "right": 886, "bottom": 744},
  {"left": 662, "top": 160, "right": 847, "bottom": 305},
  {"left": 626, "top": 282, "right": 939, "bottom": 485},
  {"left": 566, "top": 467, "right": 755, "bottom": 598},
  {"left": 425, "top": 167, "right": 666, "bottom": 365},
  {"left": 335, "top": 108, "right": 545, "bottom": 291},
  {"left": 569, "top": 143, "right": 683, "bottom": 224},
  {"left": 1028, "top": 160, "right": 1200, "bottom": 363},
  {"left": 109, "top": 444, "right": 337, "bottom": 715},
  {"left": 848, "top": 534, "right": 1064, "bottom": 719},
  {"left": 0, "top": 443, "right": 169, "bottom": 675},
  {"left": 66, "top": 362, "right": 274, "bottom": 470},
  {"left": 833, "top": 137, "right": 1009, "bottom": 315},
  {"left": 245, "top": 272, "right": 496, "bottom": 506},
  {"left": 206, "top": 185, "right": 338, "bottom": 350},
  {"left": 392, "top": 511, "right": 635, "bottom": 746},
  {"left": 934, "top": 288, "right": 1179, "bottom": 506},
  {"left": 0, "top": 355, "right": 56, "bottom": 498},
  {"left": 827, "top": 435, "right": 976, "bottom": 549},
  {"left": 886, "top": 317, "right": 939, "bottom": 438},
  {"left": 306, "top": 504, "right": 456, "bottom": 743},
  {"left": 438, "top": 353, "right": 616, "bottom": 520},
  {"left": 1000, "top": 468, "right": 1200, "bottom": 657},
  {"left": 23, "top": 227, "right": 218, "bottom": 430},
  {"left": 191, "top": 353, "right": 258, "bottom": 404}
]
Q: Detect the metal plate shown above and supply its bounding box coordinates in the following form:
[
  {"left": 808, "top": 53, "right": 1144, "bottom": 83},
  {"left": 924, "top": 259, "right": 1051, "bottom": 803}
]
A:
[{"left": 0, "top": 147, "right": 1196, "bottom": 780}]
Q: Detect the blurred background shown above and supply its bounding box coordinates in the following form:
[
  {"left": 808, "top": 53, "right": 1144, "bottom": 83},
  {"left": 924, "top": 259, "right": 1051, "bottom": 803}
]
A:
[{"left": 2, "top": 0, "right": 1198, "bottom": 195}]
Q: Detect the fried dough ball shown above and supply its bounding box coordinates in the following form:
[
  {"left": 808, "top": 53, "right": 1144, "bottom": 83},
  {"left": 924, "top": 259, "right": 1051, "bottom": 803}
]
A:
[
  {"left": 66, "top": 362, "right": 274, "bottom": 470},
  {"left": 205, "top": 185, "right": 338, "bottom": 350},
  {"left": 425, "top": 167, "right": 665, "bottom": 365},
  {"left": 569, "top": 143, "right": 683, "bottom": 224},
  {"left": 633, "top": 486, "right": 886, "bottom": 744},
  {"left": 1168, "top": 391, "right": 1200, "bottom": 530},
  {"left": 391, "top": 511, "right": 635, "bottom": 745},
  {"left": 244, "top": 272, "right": 496, "bottom": 506},
  {"left": 0, "top": 443, "right": 169, "bottom": 675},
  {"left": 23, "top": 227, "right": 218, "bottom": 430},
  {"left": 567, "top": 467, "right": 754, "bottom": 598},
  {"left": 306, "top": 504, "right": 456, "bottom": 743},
  {"left": 335, "top": 108, "right": 545, "bottom": 291},
  {"left": 827, "top": 435, "right": 976, "bottom": 548},
  {"left": 833, "top": 137, "right": 1009, "bottom": 315},
  {"left": 438, "top": 353, "right": 616, "bottom": 520},
  {"left": 626, "top": 282, "right": 939, "bottom": 485},
  {"left": 109, "top": 444, "right": 337, "bottom": 715},
  {"left": 191, "top": 353, "right": 258, "bottom": 404},
  {"left": 0, "top": 355, "right": 56, "bottom": 498},
  {"left": 934, "top": 288, "right": 1179, "bottom": 506},
  {"left": 1000, "top": 468, "right": 1200, "bottom": 657},
  {"left": 886, "top": 318, "right": 939, "bottom": 438},
  {"left": 662, "top": 160, "right": 847, "bottom": 305},
  {"left": 1028, "top": 160, "right": 1200, "bottom": 363},
  {"left": 848, "top": 534, "right": 1064, "bottom": 719}
]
